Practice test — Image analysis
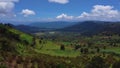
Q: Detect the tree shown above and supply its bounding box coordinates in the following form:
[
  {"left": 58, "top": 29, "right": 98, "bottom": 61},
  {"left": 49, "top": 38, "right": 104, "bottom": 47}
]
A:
[
  {"left": 0, "top": 64, "right": 7, "bottom": 68},
  {"left": 23, "top": 40, "right": 29, "bottom": 45},
  {"left": 60, "top": 45, "right": 65, "bottom": 50},
  {"left": 80, "top": 48, "right": 84, "bottom": 54},
  {"left": 87, "top": 42, "right": 93, "bottom": 47},
  {"left": 75, "top": 45, "right": 81, "bottom": 50},
  {"left": 105, "top": 55, "right": 117, "bottom": 67},
  {"left": 31, "top": 37, "right": 36, "bottom": 47},
  {"left": 96, "top": 47, "right": 100, "bottom": 53},
  {"left": 39, "top": 40, "right": 42, "bottom": 44},
  {"left": 84, "top": 48, "right": 89, "bottom": 54},
  {"left": 86, "top": 56, "right": 107, "bottom": 68},
  {"left": 1, "top": 40, "right": 16, "bottom": 52},
  {"left": 4, "top": 23, "right": 14, "bottom": 28},
  {"left": 103, "top": 46, "right": 106, "bottom": 50}
]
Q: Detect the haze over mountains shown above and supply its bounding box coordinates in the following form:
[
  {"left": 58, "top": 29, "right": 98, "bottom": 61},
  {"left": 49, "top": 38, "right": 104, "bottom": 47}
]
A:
[
  {"left": 28, "top": 21, "right": 78, "bottom": 29},
  {"left": 14, "top": 21, "right": 78, "bottom": 33},
  {"left": 14, "top": 21, "right": 120, "bottom": 36},
  {"left": 59, "top": 21, "right": 120, "bottom": 35}
]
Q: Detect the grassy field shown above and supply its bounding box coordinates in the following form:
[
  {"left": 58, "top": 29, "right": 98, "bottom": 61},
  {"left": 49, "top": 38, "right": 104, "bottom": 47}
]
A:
[
  {"left": 35, "top": 40, "right": 120, "bottom": 57},
  {"left": 9, "top": 28, "right": 33, "bottom": 44},
  {"left": 32, "top": 32, "right": 120, "bottom": 58},
  {"left": 101, "top": 47, "right": 120, "bottom": 54},
  {"left": 6, "top": 28, "right": 120, "bottom": 58},
  {"left": 34, "top": 41, "right": 80, "bottom": 57}
]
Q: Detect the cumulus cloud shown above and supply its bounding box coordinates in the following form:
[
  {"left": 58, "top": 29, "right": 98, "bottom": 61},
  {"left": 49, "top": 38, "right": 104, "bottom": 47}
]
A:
[
  {"left": 0, "top": 0, "right": 19, "bottom": 2},
  {"left": 56, "top": 13, "right": 73, "bottom": 20},
  {"left": 48, "top": 0, "right": 69, "bottom": 4},
  {"left": 55, "top": 5, "right": 120, "bottom": 21},
  {"left": 77, "top": 5, "right": 120, "bottom": 21},
  {"left": 21, "top": 9, "right": 36, "bottom": 17},
  {"left": 0, "top": 0, "right": 18, "bottom": 17}
]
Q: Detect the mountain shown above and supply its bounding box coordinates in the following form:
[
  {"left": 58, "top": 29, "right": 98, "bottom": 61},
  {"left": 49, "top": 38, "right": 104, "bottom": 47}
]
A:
[
  {"left": 14, "top": 25, "right": 42, "bottom": 33},
  {"left": 14, "top": 25, "right": 55, "bottom": 33},
  {"left": 59, "top": 21, "right": 120, "bottom": 36},
  {"left": 13, "top": 21, "right": 120, "bottom": 35},
  {"left": 29, "top": 21, "right": 78, "bottom": 29}
]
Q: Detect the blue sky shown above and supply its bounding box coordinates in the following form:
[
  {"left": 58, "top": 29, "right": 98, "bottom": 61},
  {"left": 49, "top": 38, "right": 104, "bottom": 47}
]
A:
[{"left": 0, "top": 0, "right": 120, "bottom": 23}]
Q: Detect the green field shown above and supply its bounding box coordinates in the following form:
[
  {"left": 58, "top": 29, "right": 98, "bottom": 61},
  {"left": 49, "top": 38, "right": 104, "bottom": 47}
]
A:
[
  {"left": 34, "top": 41, "right": 80, "bottom": 57},
  {"left": 102, "top": 47, "right": 120, "bottom": 54},
  {"left": 9, "top": 28, "right": 33, "bottom": 44},
  {"left": 33, "top": 32, "right": 120, "bottom": 58}
]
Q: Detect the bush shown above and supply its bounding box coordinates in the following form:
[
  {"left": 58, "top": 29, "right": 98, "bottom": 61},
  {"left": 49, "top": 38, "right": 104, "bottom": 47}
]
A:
[
  {"left": 60, "top": 45, "right": 65, "bottom": 51},
  {"left": 112, "top": 60, "right": 120, "bottom": 68},
  {"left": 16, "top": 43, "right": 26, "bottom": 55},
  {"left": 86, "top": 56, "right": 108, "bottom": 68},
  {"left": 1, "top": 40, "right": 16, "bottom": 52},
  {"left": 0, "top": 64, "right": 7, "bottom": 68},
  {"left": 57, "top": 63, "right": 66, "bottom": 68}
]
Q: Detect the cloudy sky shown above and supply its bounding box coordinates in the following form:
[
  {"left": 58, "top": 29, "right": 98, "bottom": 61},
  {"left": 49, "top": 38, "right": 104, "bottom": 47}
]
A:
[{"left": 0, "top": 0, "right": 120, "bottom": 23}]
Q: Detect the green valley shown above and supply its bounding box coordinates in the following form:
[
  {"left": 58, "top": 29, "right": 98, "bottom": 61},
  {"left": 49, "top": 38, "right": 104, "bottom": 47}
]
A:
[{"left": 0, "top": 23, "right": 120, "bottom": 68}]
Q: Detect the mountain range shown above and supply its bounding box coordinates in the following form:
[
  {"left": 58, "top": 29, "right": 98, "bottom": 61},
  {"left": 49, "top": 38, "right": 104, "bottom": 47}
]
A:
[
  {"left": 14, "top": 21, "right": 120, "bottom": 36},
  {"left": 28, "top": 21, "right": 78, "bottom": 29},
  {"left": 59, "top": 21, "right": 120, "bottom": 35}
]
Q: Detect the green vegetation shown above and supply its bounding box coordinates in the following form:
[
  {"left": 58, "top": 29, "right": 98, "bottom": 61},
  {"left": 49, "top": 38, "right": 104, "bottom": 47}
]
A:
[
  {"left": 0, "top": 23, "right": 120, "bottom": 68},
  {"left": 9, "top": 28, "right": 33, "bottom": 44}
]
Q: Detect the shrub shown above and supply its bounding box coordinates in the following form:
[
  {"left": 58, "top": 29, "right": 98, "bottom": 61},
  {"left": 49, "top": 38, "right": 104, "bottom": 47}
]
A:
[
  {"left": 112, "top": 60, "right": 120, "bottom": 68},
  {"left": 60, "top": 45, "right": 65, "bottom": 51},
  {"left": 86, "top": 56, "right": 107, "bottom": 68}
]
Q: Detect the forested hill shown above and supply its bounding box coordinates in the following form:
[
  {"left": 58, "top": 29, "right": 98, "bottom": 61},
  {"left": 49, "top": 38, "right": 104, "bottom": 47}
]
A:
[
  {"left": 59, "top": 21, "right": 120, "bottom": 36},
  {"left": 29, "top": 21, "right": 78, "bottom": 29}
]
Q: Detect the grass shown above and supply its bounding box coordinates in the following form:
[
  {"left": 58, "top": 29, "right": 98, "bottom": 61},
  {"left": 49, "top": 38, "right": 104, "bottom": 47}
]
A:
[
  {"left": 101, "top": 47, "right": 120, "bottom": 54},
  {"left": 9, "top": 28, "right": 33, "bottom": 44},
  {"left": 35, "top": 41, "right": 80, "bottom": 57},
  {"left": 5, "top": 27, "right": 120, "bottom": 57},
  {"left": 35, "top": 40, "right": 120, "bottom": 57},
  {"left": 62, "top": 42, "right": 72, "bottom": 46},
  {"left": 35, "top": 49, "right": 80, "bottom": 57},
  {"left": 20, "top": 34, "right": 33, "bottom": 44},
  {"left": 34, "top": 35, "right": 120, "bottom": 57}
]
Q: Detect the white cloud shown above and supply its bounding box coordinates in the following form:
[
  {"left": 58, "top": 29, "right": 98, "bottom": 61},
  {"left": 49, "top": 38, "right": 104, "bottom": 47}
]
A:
[
  {"left": 56, "top": 13, "right": 74, "bottom": 20},
  {"left": 21, "top": 9, "right": 36, "bottom": 17},
  {"left": 0, "top": 0, "right": 19, "bottom": 2},
  {"left": 55, "top": 5, "right": 120, "bottom": 21},
  {"left": 77, "top": 5, "right": 120, "bottom": 21},
  {"left": 0, "top": 0, "right": 18, "bottom": 17},
  {"left": 48, "top": 0, "right": 69, "bottom": 4}
]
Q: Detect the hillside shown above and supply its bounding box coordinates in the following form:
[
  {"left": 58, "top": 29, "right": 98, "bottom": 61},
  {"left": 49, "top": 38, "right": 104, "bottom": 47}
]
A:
[
  {"left": 14, "top": 25, "right": 43, "bottom": 33},
  {"left": 29, "top": 21, "right": 78, "bottom": 29},
  {"left": 14, "top": 25, "right": 55, "bottom": 33},
  {"left": 16, "top": 21, "right": 120, "bottom": 36},
  {"left": 60, "top": 21, "right": 120, "bottom": 36},
  {"left": 0, "top": 23, "right": 33, "bottom": 54}
]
